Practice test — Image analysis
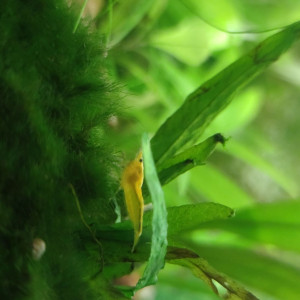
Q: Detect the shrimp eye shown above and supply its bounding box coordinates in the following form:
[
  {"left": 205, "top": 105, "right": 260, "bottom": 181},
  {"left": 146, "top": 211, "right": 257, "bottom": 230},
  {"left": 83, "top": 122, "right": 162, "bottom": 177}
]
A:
[{"left": 139, "top": 158, "right": 143, "bottom": 163}]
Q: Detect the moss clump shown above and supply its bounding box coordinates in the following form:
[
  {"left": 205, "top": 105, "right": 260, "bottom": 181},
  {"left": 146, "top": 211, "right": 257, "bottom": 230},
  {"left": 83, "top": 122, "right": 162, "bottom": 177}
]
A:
[{"left": 0, "top": 1, "right": 120, "bottom": 299}]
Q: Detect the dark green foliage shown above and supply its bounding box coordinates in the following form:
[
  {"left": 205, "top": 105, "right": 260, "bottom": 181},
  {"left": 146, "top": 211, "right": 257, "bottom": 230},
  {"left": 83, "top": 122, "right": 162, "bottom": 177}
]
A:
[
  {"left": 156, "top": 133, "right": 225, "bottom": 187},
  {"left": 0, "top": 0, "right": 119, "bottom": 299},
  {"left": 150, "top": 21, "right": 300, "bottom": 165}
]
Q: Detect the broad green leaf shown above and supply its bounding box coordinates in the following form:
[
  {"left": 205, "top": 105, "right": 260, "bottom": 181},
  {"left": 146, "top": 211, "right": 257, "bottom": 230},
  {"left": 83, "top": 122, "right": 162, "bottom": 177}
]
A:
[
  {"left": 203, "top": 200, "right": 300, "bottom": 253},
  {"left": 156, "top": 133, "right": 225, "bottom": 186},
  {"left": 142, "top": 134, "right": 225, "bottom": 202},
  {"left": 99, "top": 239, "right": 198, "bottom": 265},
  {"left": 143, "top": 202, "right": 233, "bottom": 236},
  {"left": 184, "top": 243, "right": 300, "bottom": 300},
  {"left": 151, "top": 21, "right": 300, "bottom": 165},
  {"left": 134, "top": 133, "right": 168, "bottom": 291},
  {"left": 97, "top": 203, "right": 233, "bottom": 245},
  {"left": 181, "top": 0, "right": 300, "bottom": 32},
  {"left": 168, "top": 256, "right": 258, "bottom": 300},
  {"left": 222, "top": 139, "right": 299, "bottom": 197},
  {"left": 201, "top": 88, "right": 263, "bottom": 139},
  {"left": 189, "top": 165, "right": 255, "bottom": 208}
]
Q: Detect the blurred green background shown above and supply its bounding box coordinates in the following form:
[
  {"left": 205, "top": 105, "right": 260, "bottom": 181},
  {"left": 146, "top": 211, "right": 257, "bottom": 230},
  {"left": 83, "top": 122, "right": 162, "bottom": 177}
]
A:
[{"left": 75, "top": 1, "right": 300, "bottom": 299}]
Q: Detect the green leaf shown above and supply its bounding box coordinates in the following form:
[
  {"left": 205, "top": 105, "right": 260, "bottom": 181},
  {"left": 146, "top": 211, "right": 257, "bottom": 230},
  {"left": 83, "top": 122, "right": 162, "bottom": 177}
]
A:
[
  {"left": 96, "top": 202, "right": 233, "bottom": 248},
  {"left": 184, "top": 244, "right": 300, "bottom": 300},
  {"left": 100, "top": 241, "right": 199, "bottom": 265},
  {"left": 156, "top": 133, "right": 225, "bottom": 186},
  {"left": 168, "top": 256, "right": 258, "bottom": 300},
  {"left": 151, "top": 21, "right": 300, "bottom": 165},
  {"left": 143, "top": 202, "right": 234, "bottom": 237},
  {"left": 201, "top": 88, "right": 263, "bottom": 139},
  {"left": 204, "top": 200, "right": 300, "bottom": 253},
  {"left": 181, "top": 0, "right": 300, "bottom": 32},
  {"left": 134, "top": 133, "right": 168, "bottom": 291}
]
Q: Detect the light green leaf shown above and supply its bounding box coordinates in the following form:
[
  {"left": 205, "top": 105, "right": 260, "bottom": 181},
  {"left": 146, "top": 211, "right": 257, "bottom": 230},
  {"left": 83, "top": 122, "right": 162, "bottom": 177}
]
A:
[
  {"left": 134, "top": 133, "right": 168, "bottom": 291},
  {"left": 181, "top": 0, "right": 300, "bottom": 32},
  {"left": 205, "top": 200, "right": 300, "bottom": 253},
  {"left": 99, "top": 240, "right": 198, "bottom": 266},
  {"left": 97, "top": 202, "right": 233, "bottom": 249},
  {"left": 184, "top": 243, "right": 300, "bottom": 300},
  {"left": 151, "top": 21, "right": 300, "bottom": 166},
  {"left": 157, "top": 133, "right": 225, "bottom": 186},
  {"left": 143, "top": 202, "right": 234, "bottom": 236},
  {"left": 201, "top": 88, "right": 263, "bottom": 139}
]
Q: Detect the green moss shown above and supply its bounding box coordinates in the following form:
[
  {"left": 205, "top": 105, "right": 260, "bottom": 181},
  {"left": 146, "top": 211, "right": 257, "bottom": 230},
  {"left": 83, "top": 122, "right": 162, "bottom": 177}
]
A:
[{"left": 0, "top": 0, "right": 120, "bottom": 298}]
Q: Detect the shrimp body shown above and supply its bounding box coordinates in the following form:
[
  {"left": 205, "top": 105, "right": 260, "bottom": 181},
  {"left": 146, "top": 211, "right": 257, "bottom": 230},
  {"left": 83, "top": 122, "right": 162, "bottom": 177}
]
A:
[{"left": 121, "top": 151, "right": 144, "bottom": 252}]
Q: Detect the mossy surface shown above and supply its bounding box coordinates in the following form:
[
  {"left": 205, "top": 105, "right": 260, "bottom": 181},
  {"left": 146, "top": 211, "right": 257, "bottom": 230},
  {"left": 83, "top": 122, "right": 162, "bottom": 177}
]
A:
[{"left": 0, "top": 1, "right": 120, "bottom": 299}]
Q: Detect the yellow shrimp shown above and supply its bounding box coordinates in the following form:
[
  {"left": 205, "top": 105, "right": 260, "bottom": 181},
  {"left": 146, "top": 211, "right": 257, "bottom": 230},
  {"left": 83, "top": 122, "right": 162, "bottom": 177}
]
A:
[{"left": 121, "top": 151, "right": 144, "bottom": 252}]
